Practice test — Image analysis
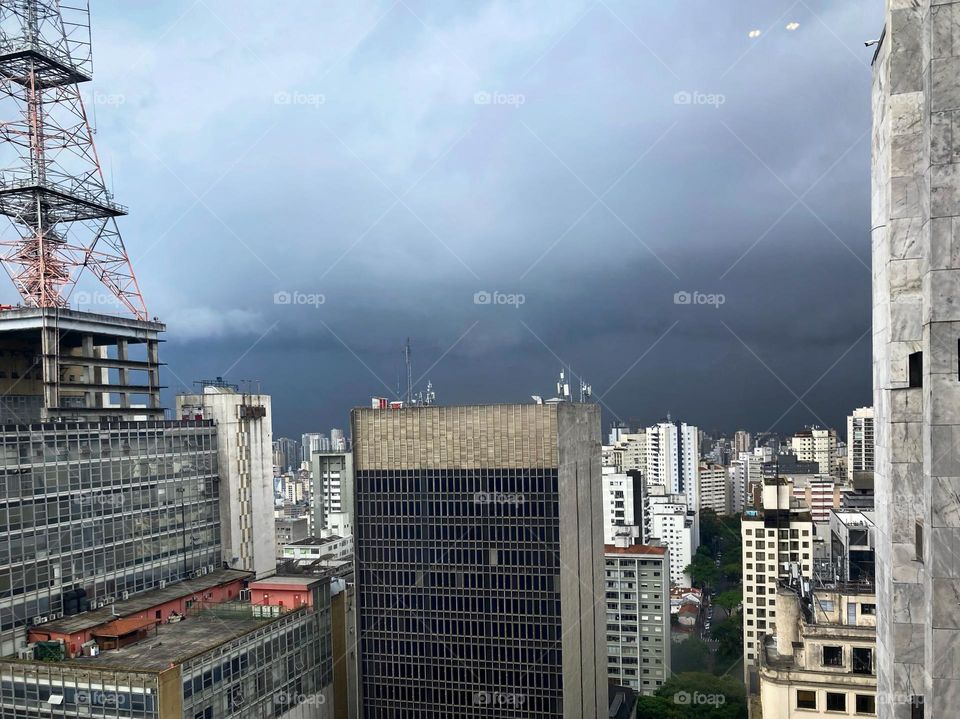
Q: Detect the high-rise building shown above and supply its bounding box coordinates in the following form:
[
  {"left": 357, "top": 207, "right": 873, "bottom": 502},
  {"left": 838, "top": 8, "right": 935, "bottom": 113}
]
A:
[
  {"left": 0, "top": 400, "right": 222, "bottom": 656},
  {"left": 352, "top": 403, "right": 607, "bottom": 718},
  {"left": 646, "top": 485, "right": 696, "bottom": 587},
  {"left": 330, "top": 428, "right": 347, "bottom": 451},
  {"left": 731, "top": 451, "right": 764, "bottom": 515},
  {"left": 734, "top": 430, "right": 753, "bottom": 456},
  {"left": 311, "top": 450, "right": 354, "bottom": 538},
  {"left": 301, "top": 432, "right": 326, "bottom": 464},
  {"left": 177, "top": 383, "right": 277, "bottom": 579},
  {"left": 601, "top": 468, "right": 644, "bottom": 544},
  {"left": 604, "top": 539, "right": 670, "bottom": 695},
  {"left": 617, "top": 431, "right": 647, "bottom": 474},
  {"left": 698, "top": 462, "right": 729, "bottom": 515},
  {"left": 791, "top": 475, "right": 844, "bottom": 523},
  {"left": 645, "top": 420, "right": 699, "bottom": 514},
  {"left": 789, "top": 427, "right": 839, "bottom": 476},
  {"left": 273, "top": 436, "right": 300, "bottom": 472},
  {"left": 870, "top": 6, "right": 960, "bottom": 715},
  {"left": 741, "top": 479, "right": 814, "bottom": 690},
  {"left": 846, "top": 407, "right": 875, "bottom": 483}
]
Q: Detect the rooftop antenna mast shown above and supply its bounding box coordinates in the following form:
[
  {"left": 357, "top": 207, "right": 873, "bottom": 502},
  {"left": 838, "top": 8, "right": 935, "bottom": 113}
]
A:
[
  {"left": 0, "top": 0, "right": 147, "bottom": 319},
  {"left": 404, "top": 337, "right": 412, "bottom": 405},
  {"left": 557, "top": 367, "right": 570, "bottom": 401}
]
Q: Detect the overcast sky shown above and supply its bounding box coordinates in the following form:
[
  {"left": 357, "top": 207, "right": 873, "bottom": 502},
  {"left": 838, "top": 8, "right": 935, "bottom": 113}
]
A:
[{"left": 54, "top": 0, "right": 884, "bottom": 440}]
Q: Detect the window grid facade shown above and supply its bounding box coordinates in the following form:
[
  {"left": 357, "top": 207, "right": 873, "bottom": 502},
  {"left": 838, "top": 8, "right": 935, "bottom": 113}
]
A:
[
  {"left": 357, "top": 467, "right": 563, "bottom": 717},
  {"left": 0, "top": 421, "right": 221, "bottom": 655}
]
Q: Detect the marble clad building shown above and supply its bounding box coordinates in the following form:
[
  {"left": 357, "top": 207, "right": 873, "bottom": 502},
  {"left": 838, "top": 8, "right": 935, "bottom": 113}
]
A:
[{"left": 871, "top": 1, "right": 960, "bottom": 715}]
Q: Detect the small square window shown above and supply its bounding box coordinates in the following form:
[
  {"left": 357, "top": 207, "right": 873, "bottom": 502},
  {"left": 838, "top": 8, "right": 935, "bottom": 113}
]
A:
[
  {"left": 797, "top": 690, "right": 817, "bottom": 710},
  {"left": 823, "top": 645, "right": 843, "bottom": 667},
  {"left": 856, "top": 694, "right": 876, "bottom": 715},
  {"left": 826, "top": 692, "right": 846, "bottom": 711}
]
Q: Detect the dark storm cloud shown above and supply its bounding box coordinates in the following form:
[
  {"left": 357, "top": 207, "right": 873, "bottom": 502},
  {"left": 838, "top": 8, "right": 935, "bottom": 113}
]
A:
[{"left": 71, "top": 0, "right": 881, "bottom": 438}]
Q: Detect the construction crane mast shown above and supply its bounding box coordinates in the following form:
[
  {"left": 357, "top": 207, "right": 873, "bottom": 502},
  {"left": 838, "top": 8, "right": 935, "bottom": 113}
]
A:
[{"left": 0, "top": 0, "right": 147, "bottom": 319}]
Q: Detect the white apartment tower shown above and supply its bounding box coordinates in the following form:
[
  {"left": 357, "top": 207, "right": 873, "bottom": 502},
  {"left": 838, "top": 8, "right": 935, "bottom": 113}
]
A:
[
  {"left": 602, "top": 468, "right": 645, "bottom": 544},
  {"left": 698, "top": 462, "right": 729, "bottom": 515},
  {"left": 178, "top": 384, "right": 277, "bottom": 579},
  {"left": 645, "top": 420, "right": 700, "bottom": 514},
  {"left": 604, "top": 539, "right": 671, "bottom": 695},
  {"left": 846, "top": 407, "right": 875, "bottom": 482},
  {"left": 731, "top": 451, "right": 765, "bottom": 514},
  {"left": 647, "top": 485, "right": 697, "bottom": 586},
  {"left": 311, "top": 450, "right": 354, "bottom": 538}
]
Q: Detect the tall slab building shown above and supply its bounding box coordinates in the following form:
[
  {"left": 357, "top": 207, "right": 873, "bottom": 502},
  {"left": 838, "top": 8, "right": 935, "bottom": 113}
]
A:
[
  {"left": 872, "top": 3, "right": 960, "bottom": 715},
  {"left": 177, "top": 382, "right": 277, "bottom": 579},
  {"left": 352, "top": 403, "right": 607, "bottom": 718}
]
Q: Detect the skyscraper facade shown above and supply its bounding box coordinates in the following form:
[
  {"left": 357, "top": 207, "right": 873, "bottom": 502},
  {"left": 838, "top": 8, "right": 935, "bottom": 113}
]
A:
[{"left": 352, "top": 403, "right": 606, "bottom": 718}]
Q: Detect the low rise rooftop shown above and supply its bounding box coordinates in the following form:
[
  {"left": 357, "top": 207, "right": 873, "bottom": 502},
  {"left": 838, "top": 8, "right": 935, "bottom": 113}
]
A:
[
  {"left": 64, "top": 610, "right": 276, "bottom": 670},
  {"left": 40, "top": 569, "right": 251, "bottom": 636}
]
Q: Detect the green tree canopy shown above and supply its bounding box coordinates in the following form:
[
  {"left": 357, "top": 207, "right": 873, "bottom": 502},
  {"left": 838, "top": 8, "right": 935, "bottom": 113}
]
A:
[{"left": 635, "top": 672, "right": 747, "bottom": 718}]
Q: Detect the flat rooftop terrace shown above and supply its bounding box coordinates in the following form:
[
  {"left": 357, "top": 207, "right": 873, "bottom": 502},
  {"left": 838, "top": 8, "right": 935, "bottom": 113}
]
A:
[
  {"left": 64, "top": 612, "right": 275, "bottom": 670},
  {"left": 41, "top": 569, "right": 251, "bottom": 636}
]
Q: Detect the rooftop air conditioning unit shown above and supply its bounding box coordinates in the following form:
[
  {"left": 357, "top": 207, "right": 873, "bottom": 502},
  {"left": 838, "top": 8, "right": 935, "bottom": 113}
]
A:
[{"left": 159, "top": 580, "right": 166, "bottom": 589}]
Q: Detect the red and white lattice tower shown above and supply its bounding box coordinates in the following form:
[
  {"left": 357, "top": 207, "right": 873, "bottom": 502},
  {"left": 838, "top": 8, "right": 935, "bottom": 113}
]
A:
[{"left": 0, "top": 0, "right": 146, "bottom": 319}]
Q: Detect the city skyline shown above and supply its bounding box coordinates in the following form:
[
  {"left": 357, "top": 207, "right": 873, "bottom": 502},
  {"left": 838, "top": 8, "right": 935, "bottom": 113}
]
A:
[
  {"left": 0, "top": 1, "right": 912, "bottom": 716},
  {"left": 15, "top": 0, "right": 881, "bottom": 439}
]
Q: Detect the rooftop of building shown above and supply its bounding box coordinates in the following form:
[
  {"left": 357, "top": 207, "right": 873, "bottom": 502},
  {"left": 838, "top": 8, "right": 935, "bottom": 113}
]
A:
[
  {"left": 62, "top": 609, "right": 278, "bottom": 670},
  {"left": 285, "top": 535, "right": 347, "bottom": 546},
  {"left": 604, "top": 543, "right": 667, "bottom": 556},
  {"left": 250, "top": 575, "right": 324, "bottom": 589},
  {"left": 40, "top": 569, "right": 251, "bottom": 636},
  {"left": 833, "top": 510, "right": 876, "bottom": 528},
  {"left": 276, "top": 559, "right": 354, "bottom": 581},
  {"left": 276, "top": 516, "right": 310, "bottom": 525},
  {"left": 0, "top": 306, "right": 165, "bottom": 336}
]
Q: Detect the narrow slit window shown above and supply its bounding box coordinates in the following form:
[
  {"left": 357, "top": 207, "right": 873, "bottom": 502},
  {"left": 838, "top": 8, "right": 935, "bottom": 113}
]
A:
[
  {"left": 915, "top": 521, "right": 923, "bottom": 562},
  {"left": 909, "top": 351, "right": 923, "bottom": 388}
]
